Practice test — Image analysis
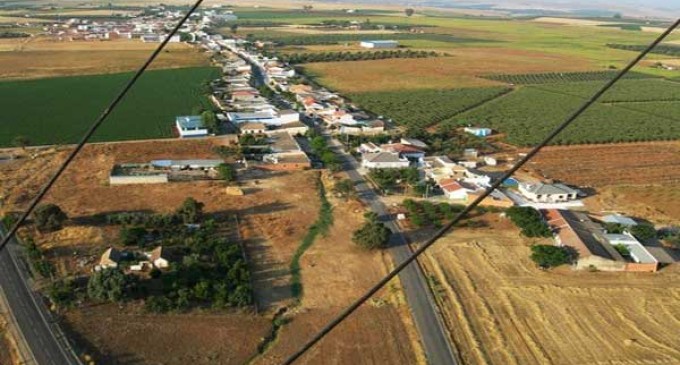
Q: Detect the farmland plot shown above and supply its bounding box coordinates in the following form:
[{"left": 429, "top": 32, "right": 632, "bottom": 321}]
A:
[
  {"left": 534, "top": 78, "right": 680, "bottom": 102},
  {"left": 0, "top": 67, "right": 218, "bottom": 147}
]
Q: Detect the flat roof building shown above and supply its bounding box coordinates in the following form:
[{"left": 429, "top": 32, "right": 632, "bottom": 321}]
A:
[
  {"left": 360, "top": 40, "right": 399, "bottom": 49},
  {"left": 176, "top": 116, "right": 209, "bottom": 138}
]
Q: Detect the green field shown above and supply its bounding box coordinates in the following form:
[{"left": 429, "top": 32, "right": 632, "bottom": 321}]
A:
[
  {"left": 0, "top": 67, "right": 218, "bottom": 147},
  {"left": 348, "top": 87, "right": 510, "bottom": 129},
  {"left": 480, "top": 70, "right": 655, "bottom": 85},
  {"left": 534, "top": 79, "right": 680, "bottom": 102},
  {"left": 241, "top": 31, "right": 490, "bottom": 46},
  {"left": 454, "top": 83, "right": 680, "bottom": 145}
]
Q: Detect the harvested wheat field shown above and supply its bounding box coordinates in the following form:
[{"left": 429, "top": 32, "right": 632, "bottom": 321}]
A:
[
  {"left": 528, "top": 141, "right": 680, "bottom": 187},
  {"left": 419, "top": 215, "right": 680, "bottom": 365},
  {"left": 253, "top": 175, "right": 421, "bottom": 364},
  {"left": 0, "top": 37, "right": 209, "bottom": 80},
  {"left": 302, "top": 47, "right": 595, "bottom": 92},
  {"left": 586, "top": 184, "right": 680, "bottom": 225}
]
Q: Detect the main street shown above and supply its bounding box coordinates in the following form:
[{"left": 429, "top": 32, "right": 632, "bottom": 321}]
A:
[
  {"left": 326, "top": 137, "right": 459, "bottom": 365},
  {"left": 0, "top": 228, "right": 79, "bottom": 365}
]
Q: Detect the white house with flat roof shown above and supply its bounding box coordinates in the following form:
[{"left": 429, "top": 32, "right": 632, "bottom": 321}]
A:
[
  {"left": 518, "top": 182, "right": 578, "bottom": 203},
  {"left": 360, "top": 40, "right": 399, "bottom": 48},
  {"left": 362, "top": 152, "right": 409, "bottom": 169},
  {"left": 604, "top": 232, "right": 658, "bottom": 265},
  {"left": 602, "top": 214, "right": 638, "bottom": 227},
  {"left": 176, "top": 116, "right": 208, "bottom": 138}
]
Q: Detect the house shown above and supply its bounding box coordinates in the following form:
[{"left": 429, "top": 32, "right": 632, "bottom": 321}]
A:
[
  {"left": 519, "top": 182, "right": 578, "bottom": 203},
  {"left": 358, "top": 142, "right": 381, "bottom": 154},
  {"left": 601, "top": 214, "right": 638, "bottom": 227},
  {"left": 149, "top": 246, "right": 171, "bottom": 269},
  {"left": 96, "top": 247, "right": 121, "bottom": 271},
  {"left": 150, "top": 159, "right": 223, "bottom": 170},
  {"left": 240, "top": 122, "right": 266, "bottom": 135},
  {"left": 463, "top": 148, "right": 478, "bottom": 159},
  {"left": 362, "top": 152, "right": 410, "bottom": 169},
  {"left": 464, "top": 127, "right": 493, "bottom": 137},
  {"left": 227, "top": 111, "right": 278, "bottom": 125},
  {"left": 278, "top": 109, "right": 300, "bottom": 124},
  {"left": 439, "top": 178, "right": 468, "bottom": 200},
  {"left": 604, "top": 232, "right": 658, "bottom": 269},
  {"left": 360, "top": 40, "right": 399, "bottom": 48},
  {"left": 176, "top": 115, "right": 208, "bottom": 138},
  {"left": 400, "top": 138, "right": 428, "bottom": 150},
  {"left": 275, "top": 121, "right": 309, "bottom": 136},
  {"left": 231, "top": 90, "right": 261, "bottom": 102},
  {"left": 380, "top": 143, "right": 426, "bottom": 160},
  {"left": 543, "top": 209, "right": 626, "bottom": 271},
  {"left": 484, "top": 156, "right": 497, "bottom": 166}
]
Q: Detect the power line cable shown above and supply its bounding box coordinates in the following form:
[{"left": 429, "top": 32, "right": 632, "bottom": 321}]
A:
[
  {"left": 281, "top": 18, "right": 680, "bottom": 365},
  {"left": 0, "top": 0, "right": 204, "bottom": 253}
]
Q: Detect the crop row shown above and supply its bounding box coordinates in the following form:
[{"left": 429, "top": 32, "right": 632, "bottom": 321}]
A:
[
  {"left": 0, "top": 67, "right": 219, "bottom": 147},
  {"left": 248, "top": 32, "right": 487, "bottom": 46},
  {"left": 534, "top": 79, "right": 680, "bottom": 103},
  {"left": 480, "top": 70, "right": 654, "bottom": 85},
  {"left": 607, "top": 43, "right": 680, "bottom": 56},
  {"left": 348, "top": 87, "right": 510, "bottom": 130},
  {"left": 455, "top": 86, "right": 680, "bottom": 146},
  {"left": 277, "top": 50, "right": 440, "bottom": 64}
]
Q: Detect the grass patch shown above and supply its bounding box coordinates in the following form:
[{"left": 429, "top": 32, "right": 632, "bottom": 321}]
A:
[
  {"left": 289, "top": 174, "right": 333, "bottom": 301},
  {"left": 0, "top": 67, "right": 218, "bottom": 147}
]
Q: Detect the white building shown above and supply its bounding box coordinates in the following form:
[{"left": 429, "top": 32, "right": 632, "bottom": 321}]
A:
[
  {"left": 176, "top": 116, "right": 209, "bottom": 138},
  {"left": 360, "top": 40, "right": 399, "bottom": 49},
  {"left": 602, "top": 214, "right": 638, "bottom": 227},
  {"left": 439, "top": 179, "right": 469, "bottom": 200},
  {"left": 278, "top": 109, "right": 300, "bottom": 124},
  {"left": 362, "top": 152, "right": 410, "bottom": 169},
  {"left": 464, "top": 127, "right": 492, "bottom": 137},
  {"left": 518, "top": 182, "right": 578, "bottom": 203}
]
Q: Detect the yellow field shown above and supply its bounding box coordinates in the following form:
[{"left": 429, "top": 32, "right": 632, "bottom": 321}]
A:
[
  {"left": 0, "top": 37, "right": 209, "bottom": 80},
  {"left": 303, "top": 47, "right": 595, "bottom": 92},
  {"left": 420, "top": 218, "right": 680, "bottom": 365}
]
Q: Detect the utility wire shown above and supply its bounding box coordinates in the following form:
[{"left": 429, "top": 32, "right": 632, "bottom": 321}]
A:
[
  {"left": 0, "top": 0, "right": 204, "bottom": 252},
  {"left": 282, "top": 18, "right": 680, "bottom": 365}
]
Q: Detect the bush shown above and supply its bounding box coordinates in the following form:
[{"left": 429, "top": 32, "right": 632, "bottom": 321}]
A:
[
  {"left": 217, "top": 163, "right": 236, "bottom": 182},
  {"left": 630, "top": 224, "right": 656, "bottom": 241},
  {"left": 87, "top": 268, "right": 131, "bottom": 302},
  {"left": 33, "top": 204, "right": 67, "bottom": 231},
  {"left": 176, "top": 197, "right": 204, "bottom": 224},
  {"left": 353, "top": 215, "right": 391, "bottom": 250},
  {"left": 506, "top": 207, "right": 551, "bottom": 237},
  {"left": 120, "top": 226, "right": 147, "bottom": 246},
  {"left": 530, "top": 245, "right": 571, "bottom": 268},
  {"left": 48, "top": 280, "right": 76, "bottom": 309},
  {"left": 145, "top": 295, "right": 173, "bottom": 313}
]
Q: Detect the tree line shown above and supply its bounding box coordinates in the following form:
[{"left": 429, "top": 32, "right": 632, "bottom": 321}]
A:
[
  {"left": 278, "top": 50, "right": 440, "bottom": 64},
  {"left": 607, "top": 43, "right": 680, "bottom": 56}
]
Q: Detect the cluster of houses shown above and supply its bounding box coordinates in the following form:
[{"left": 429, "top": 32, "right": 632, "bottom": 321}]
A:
[{"left": 542, "top": 210, "right": 663, "bottom": 272}]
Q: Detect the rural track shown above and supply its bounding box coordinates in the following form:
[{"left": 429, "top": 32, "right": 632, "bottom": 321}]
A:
[
  {"left": 0, "top": 227, "right": 80, "bottom": 365},
  {"left": 326, "top": 136, "right": 460, "bottom": 365}
]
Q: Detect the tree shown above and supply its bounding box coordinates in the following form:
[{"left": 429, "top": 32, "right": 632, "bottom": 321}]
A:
[
  {"left": 613, "top": 13, "right": 622, "bottom": 19},
  {"left": 120, "top": 226, "right": 147, "bottom": 246},
  {"left": 530, "top": 245, "right": 571, "bottom": 268},
  {"left": 201, "top": 110, "right": 219, "bottom": 133},
  {"left": 87, "top": 268, "right": 130, "bottom": 302},
  {"left": 33, "top": 204, "right": 67, "bottom": 232},
  {"left": 12, "top": 135, "right": 30, "bottom": 150},
  {"left": 505, "top": 207, "right": 551, "bottom": 237},
  {"left": 217, "top": 163, "right": 236, "bottom": 182},
  {"left": 333, "top": 179, "right": 355, "bottom": 200},
  {"left": 176, "top": 197, "right": 204, "bottom": 224},
  {"left": 405, "top": 8, "right": 415, "bottom": 17},
  {"left": 630, "top": 224, "right": 656, "bottom": 241},
  {"left": 229, "top": 24, "right": 239, "bottom": 34},
  {"left": 48, "top": 280, "right": 76, "bottom": 309},
  {"left": 353, "top": 215, "right": 391, "bottom": 250}
]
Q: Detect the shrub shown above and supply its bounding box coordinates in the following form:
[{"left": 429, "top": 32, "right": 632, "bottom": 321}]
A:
[
  {"left": 33, "top": 204, "right": 67, "bottom": 231},
  {"left": 353, "top": 215, "right": 391, "bottom": 250},
  {"left": 530, "top": 245, "right": 571, "bottom": 268},
  {"left": 176, "top": 197, "right": 204, "bottom": 224},
  {"left": 217, "top": 163, "right": 237, "bottom": 182},
  {"left": 630, "top": 224, "right": 656, "bottom": 241},
  {"left": 120, "top": 226, "right": 147, "bottom": 246},
  {"left": 87, "top": 268, "right": 131, "bottom": 302}
]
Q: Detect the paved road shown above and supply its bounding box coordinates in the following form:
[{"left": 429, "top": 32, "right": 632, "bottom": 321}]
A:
[
  {"left": 0, "top": 229, "right": 78, "bottom": 365},
  {"left": 327, "top": 138, "right": 459, "bottom": 365}
]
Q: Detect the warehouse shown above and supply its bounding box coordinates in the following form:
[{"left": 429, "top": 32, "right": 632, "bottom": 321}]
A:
[{"left": 360, "top": 40, "right": 399, "bottom": 49}]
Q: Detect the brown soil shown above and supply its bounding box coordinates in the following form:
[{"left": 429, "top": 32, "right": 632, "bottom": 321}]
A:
[
  {"left": 64, "top": 303, "right": 270, "bottom": 365},
  {"left": 416, "top": 215, "right": 680, "bottom": 365},
  {"left": 302, "top": 47, "right": 594, "bottom": 92},
  {"left": 0, "top": 37, "right": 209, "bottom": 80}
]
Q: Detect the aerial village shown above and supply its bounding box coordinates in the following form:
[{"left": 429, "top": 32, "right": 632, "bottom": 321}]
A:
[{"left": 26, "top": 5, "right": 674, "bottom": 275}]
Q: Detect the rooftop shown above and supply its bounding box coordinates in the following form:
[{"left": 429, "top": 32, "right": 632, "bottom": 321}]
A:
[
  {"left": 176, "top": 115, "right": 204, "bottom": 129},
  {"left": 602, "top": 214, "right": 638, "bottom": 227},
  {"left": 543, "top": 209, "right": 623, "bottom": 261},
  {"left": 364, "top": 151, "right": 407, "bottom": 163},
  {"left": 522, "top": 182, "right": 578, "bottom": 196}
]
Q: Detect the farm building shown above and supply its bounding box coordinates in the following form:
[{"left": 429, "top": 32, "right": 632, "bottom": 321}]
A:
[
  {"left": 519, "top": 182, "right": 578, "bottom": 203},
  {"left": 150, "top": 160, "right": 222, "bottom": 170},
  {"left": 543, "top": 209, "right": 658, "bottom": 272},
  {"left": 227, "top": 111, "right": 280, "bottom": 125},
  {"left": 176, "top": 116, "right": 209, "bottom": 138},
  {"left": 380, "top": 143, "right": 426, "bottom": 160},
  {"left": 358, "top": 142, "right": 382, "bottom": 154},
  {"left": 464, "top": 127, "right": 493, "bottom": 137},
  {"left": 439, "top": 179, "right": 469, "bottom": 200},
  {"left": 109, "top": 160, "right": 223, "bottom": 185},
  {"left": 271, "top": 121, "right": 309, "bottom": 136},
  {"left": 149, "top": 246, "right": 171, "bottom": 269},
  {"left": 360, "top": 40, "right": 399, "bottom": 48},
  {"left": 96, "top": 247, "right": 121, "bottom": 271},
  {"left": 362, "top": 152, "right": 410, "bottom": 169},
  {"left": 400, "top": 138, "right": 428, "bottom": 149},
  {"left": 240, "top": 122, "right": 266, "bottom": 135},
  {"left": 604, "top": 233, "right": 658, "bottom": 269},
  {"left": 601, "top": 214, "right": 638, "bottom": 227},
  {"left": 278, "top": 109, "right": 301, "bottom": 124}
]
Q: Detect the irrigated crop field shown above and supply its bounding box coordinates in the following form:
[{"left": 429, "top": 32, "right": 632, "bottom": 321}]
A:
[
  {"left": 420, "top": 218, "right": 680, "bottom": 365},
  {"left": 0, "top": 37, "right": 209, "bottom": 80},
  {"left": 0, "top": 67, "right": 218, "bottom": 147}
]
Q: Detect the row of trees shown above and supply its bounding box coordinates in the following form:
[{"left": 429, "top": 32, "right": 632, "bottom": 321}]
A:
[
  {"left": 279, "top": 50, "right": 439, "bottom": 64},
  {"left": 607, "top": 43, "right": 680, "bottom": 56},
  {"left": 309, "top": 134, "right": 341, "bottom": 171},
  {"left": 505, "top": 207, "right": 552, "bottom": 237}
]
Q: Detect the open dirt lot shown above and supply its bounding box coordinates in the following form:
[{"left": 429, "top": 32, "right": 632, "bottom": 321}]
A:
[
  {"left": 418, "top": 215, "right": 680, "bottom": 365},
  {"left": 0, "top": 37, "right": 209, "bottom": 80},
  {"left": 303, "top": 47, "right": 595, "bottom": 92},
  {"left": 0, "top": 140, "right": 420, "bottom": 364},
  {"left": 252, "top": 176, "right": 421, "bottom": 364}
]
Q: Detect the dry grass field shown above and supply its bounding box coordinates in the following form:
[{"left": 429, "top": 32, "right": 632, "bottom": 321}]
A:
[
  {"left": 303, "top": 47, "right": 595, "bottom": 92},
  {"left": 0, "top": 140, "right": 420, "bottom": 364},
  {"left": 419, "top": 216, "right": 680, "bottom": 365},
  {"left": 0, "top": 37, "right": 209, "bottom": 80}
]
